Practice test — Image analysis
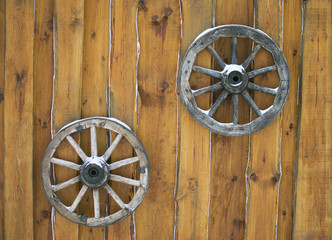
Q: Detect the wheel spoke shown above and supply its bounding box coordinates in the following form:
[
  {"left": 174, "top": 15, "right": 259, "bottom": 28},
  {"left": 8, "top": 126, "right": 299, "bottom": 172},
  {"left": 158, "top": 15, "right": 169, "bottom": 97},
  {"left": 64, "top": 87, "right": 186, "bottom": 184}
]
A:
[
  {"left": 93, "top": 189, "right": 100, "bottom": 218},
  {"left": 104, "top": 184, "right": 127, "bottom": 209},
  {"left": 66, "top": 135, "right": 88, "bottom": 161},
  {"left": 241, "top": 90, "right": 262, "bottom": 116},
  {"left": 207, "top": 45, "right": 226, "bottom": 69},
  {"left": 109, "top": 156, "right": 140, "bottom": 171},
  {"left": 247, "top": 82, "right": 278, "bottom": 96},
  {"left": 232, "top": 94, "right": 239, "bottom": 124},
  {"left": 242, "top": 44, "right": 262, "bottom": 69},
  {"left": 50, "top": 157, "right": 81, "bottom": 170},
  {"left": 192, "top": 82, "right": 223, "bottom": 96},
  {"left": 68, "top": 185, "right": 88, "bottom": 212},
  {"left": 208, "top": 90, "right": 229, "bottom": 117},
  {"left": 231, "top": 37, "right": 238, "bottom": 64},
  {"left": 52, "top": 176, "right": 80, "bottom": 192},
  {"left": 192, "top": 65, "right": 221, "bottom": 79},
  {"left": 102, "top": 134, "right": 122, "bottom": 161},
  {"left": 110, "top": 174, "right": 141, "bottom": 187},
  {"left": 247, "top": 65, "right": 277, "bottom": 79},
  {"left": 90, "top": 126, "right": 98, "bottom": 156}
]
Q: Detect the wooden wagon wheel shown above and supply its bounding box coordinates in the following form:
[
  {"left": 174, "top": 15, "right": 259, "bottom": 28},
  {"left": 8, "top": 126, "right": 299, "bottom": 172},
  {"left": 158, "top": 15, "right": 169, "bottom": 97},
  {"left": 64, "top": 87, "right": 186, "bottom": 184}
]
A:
[
  {"left": 42, "top": 117, "right": 149, "bottom": 226},
  {"left": 179, "top": 25, "right": 290, "bottom": 136}
]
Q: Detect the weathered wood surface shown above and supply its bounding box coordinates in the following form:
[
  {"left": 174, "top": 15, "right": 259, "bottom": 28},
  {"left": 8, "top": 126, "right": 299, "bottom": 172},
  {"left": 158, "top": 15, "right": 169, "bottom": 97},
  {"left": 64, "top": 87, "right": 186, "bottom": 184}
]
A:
[
  {"left": 107, "top": 1, "right": 138, "bottom": 239},
  {"left": 4, "top": 0, "right": 34, "bottom": 239},
  {"left": 79, "top": 0, "right": 109, "bottom": 238},
  {"left": 135, "top": 0, "right": 179, "bottom": 239},
  {"left": 1, "top": 0, "right": 331, "bottom": 239},
  {"left": 209, "top": 1, "right": 252, "bottom": 239},
  {"left": 175, "top": 1, "right": 212, "bottom": 239},
  {"left": 33, "top": 0, "right": 54, "bottom": 239},
  {"left": 52, "top": 0, "right": 84, "bottom": 239},
  {"left": 293, "top": 0, "right": 332, "bottom": 239},
  {"left": 277, "top": 0, "right": 302, "bottom": 239},
  {"left": 0, "top": 0, "right": 5, "bottom": 238},
  {"left": 245, "top": 0, "right": 283, "bottom": 239}
]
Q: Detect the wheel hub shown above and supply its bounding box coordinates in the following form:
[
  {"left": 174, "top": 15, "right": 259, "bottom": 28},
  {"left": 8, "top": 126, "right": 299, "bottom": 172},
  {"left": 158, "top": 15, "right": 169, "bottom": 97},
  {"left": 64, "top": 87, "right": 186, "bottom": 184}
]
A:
[
  {"left": 80, "top": 156, "right": 109, "bottom": 188},
  {"left": 221, "top": 64, "right": 248, "bottom": 94}
]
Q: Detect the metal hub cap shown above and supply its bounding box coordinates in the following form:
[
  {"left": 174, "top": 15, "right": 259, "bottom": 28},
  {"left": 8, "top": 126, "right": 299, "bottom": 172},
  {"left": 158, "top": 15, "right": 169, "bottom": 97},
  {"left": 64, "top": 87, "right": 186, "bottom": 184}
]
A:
[
  {"left": 80, "top": 157, "right": 109, "bottom": 188},
  {"left": 222, "top": 64, "right": 248, "bottom": 94}
]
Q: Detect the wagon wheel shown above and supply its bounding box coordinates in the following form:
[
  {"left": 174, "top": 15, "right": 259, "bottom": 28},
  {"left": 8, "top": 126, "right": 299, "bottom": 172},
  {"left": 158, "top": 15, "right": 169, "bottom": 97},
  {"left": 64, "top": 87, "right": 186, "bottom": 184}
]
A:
[
  {"left": 179, "top": 25, "right": 290, "bottom": 136},
  {"left": 42, "top": 117, "right": 149, "bottom": 227}
]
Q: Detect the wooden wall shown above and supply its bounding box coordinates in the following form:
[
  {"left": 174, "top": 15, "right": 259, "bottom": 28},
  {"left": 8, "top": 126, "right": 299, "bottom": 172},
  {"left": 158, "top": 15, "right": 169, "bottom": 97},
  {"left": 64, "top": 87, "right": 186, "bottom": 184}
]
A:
[{"left": 0, "top": 0, "right": 331, "bottom": 239}]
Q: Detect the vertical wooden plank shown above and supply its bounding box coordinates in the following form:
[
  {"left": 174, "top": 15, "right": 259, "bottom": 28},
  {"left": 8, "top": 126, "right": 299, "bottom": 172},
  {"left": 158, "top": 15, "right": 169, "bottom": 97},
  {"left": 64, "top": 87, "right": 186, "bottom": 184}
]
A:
[
  {"left": 277, "top": 0, "right": 301, "bottom": 239},
  {"left": 208, "top": 1, "right": 253, "bottom": 240},
  {"left": 53, "top": 0, "right": 84, "bottom": 238},
  {"left": 107, "top": 0, "right": 137, "bottom": 239},
  {"left": 293, "top": 0, "right": 332, "bottom": 238},
  {"left": 245, "top": 0, "right": 283, "bottom": 239},
  {"left": 135, "top": 0, "right": 180, "bottom": 239},
  {"left": 33, "top": 0, "right": 54, "bottom": 238},
  {"left": 175, "top": 1, "right": 212, "bottom": 239},
  {"left": 0, "top": 0, "right": 5, "bottom": 238},
  {"left": 79, "top": 0, "right": 109, "bottom": 238},
  {"left": 4, "top": 0, "right": 34, "bottom": 238}
]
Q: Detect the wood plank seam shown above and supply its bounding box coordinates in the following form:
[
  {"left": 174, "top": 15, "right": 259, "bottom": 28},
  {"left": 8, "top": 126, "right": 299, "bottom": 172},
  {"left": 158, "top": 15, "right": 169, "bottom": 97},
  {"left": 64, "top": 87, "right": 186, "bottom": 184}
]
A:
[
  {"left": 136, "top": 1, "right": 179, "bottom": 238},
  {"left": 33, "top": 0, "right": 54, "bottom": 238},
  {"left": 173, "top": 0, "right": 183, "bottom": 239},
  {"left": 245, "top": 0, "right": 283, "bottom": 239},
  {"left": 107, "top": 1, "right": 140, "bottom": 239},
  {"left": 210, "top": 1, "right": 253, "bottom": 239},
  {"left": 4, "top": 0, "right": 34, "bottom": 238},
  {"left": 277, "top": 0, "right": 302, "bottom": 238},
  {"left": 52, "top": 0, "right": 84, "bottom": 238}
]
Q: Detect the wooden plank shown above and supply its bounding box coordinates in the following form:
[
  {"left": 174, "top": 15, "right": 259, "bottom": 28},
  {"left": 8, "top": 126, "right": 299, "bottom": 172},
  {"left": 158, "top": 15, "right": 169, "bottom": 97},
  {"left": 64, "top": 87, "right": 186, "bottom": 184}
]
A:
[
  {"left": 33, "top": 0, "right": 54, "bottom": 239},
  {"left": 277, "top": 0, "right": 302, "bottom": 239},
  {"left": 79, "top": 0, "right": 109, "bottom": 238},
  {"left": 4, "top": 0, "right": 34, "bottom": 238},
  {"left": 135, "top": 0, "right": 179, "bottom": 238},
  {"left": 0, "top": 0, "right": 5, "bottom": 238},
  {"left": 107, "top": 0, "right": 137, "bottom": 239},
  {"left": 209, "top": 1, "right": 253, "bottom": 239},
  {"left": 245, "top": 0, "right": 283, "bottom": 239},
  {"left": 53, "top": 0, "right": 84, "bottom": 238},
  {"left": 293, "top": 0, "right": 332, "bottom": 238},
  {"left": 175, "top": 1, "right": 212, "bottom": 239}
]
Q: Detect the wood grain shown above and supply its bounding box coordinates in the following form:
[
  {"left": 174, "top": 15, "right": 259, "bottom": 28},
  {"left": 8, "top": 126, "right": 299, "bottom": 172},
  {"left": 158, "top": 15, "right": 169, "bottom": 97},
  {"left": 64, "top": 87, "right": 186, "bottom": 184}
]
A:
[
  {"left": 175, "top": 1, "right": 212, "bottom": 239},
  {"left": 33, "top": 0, "right": 54, "bottom": 238},
  {"left": 0, "top": 0, "right": 5, "bottom": 238},
  {"left": 293, "top": 0, "right": 332, "bottom": 238},
  {"left": 277, "top": 0, "right": 302, "bottom": 239},
  {"left": 107, "top": 0, "right": 138, "bottom": 239},
  {"left": 53, "top": 0, "right": 84, "bottom": 238},
  {"left": 79, "top": 0, "right": 109, "bottom": 238},
  {"left": 0, "top": 1, "right": 331, "bottom": 238},
  {"left": 135, "top": 0, "right": 180, "bottom": 239},
  {"left": 245, "top": 0, "right": 283, "bottom": 239},
  {"left": 4, "top": 0, "right": 34, "bottom": 238},
  {"left": 209, "top": 1, "right": 252, "bottom": 239}
]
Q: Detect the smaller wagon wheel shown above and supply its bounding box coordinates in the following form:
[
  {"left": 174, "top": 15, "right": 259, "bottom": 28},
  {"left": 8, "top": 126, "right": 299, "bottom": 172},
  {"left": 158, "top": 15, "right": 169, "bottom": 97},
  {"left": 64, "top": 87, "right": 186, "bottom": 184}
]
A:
[
  {"left": 42, "top": 117, "right": 149, "bottom": 226},
  {"left": 179, "top": 25, "right": 290, "bottom": 136}
]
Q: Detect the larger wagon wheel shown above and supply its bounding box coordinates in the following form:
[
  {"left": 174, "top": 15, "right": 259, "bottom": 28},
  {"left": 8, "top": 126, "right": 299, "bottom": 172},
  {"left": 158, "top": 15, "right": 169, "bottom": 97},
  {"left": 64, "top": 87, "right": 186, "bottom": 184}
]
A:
[
  {"left": 42, "top": 117, "right": 149, "bottom": 226},
  {"left": 179, "top": 25, "right": 290, "bottom": 136}
]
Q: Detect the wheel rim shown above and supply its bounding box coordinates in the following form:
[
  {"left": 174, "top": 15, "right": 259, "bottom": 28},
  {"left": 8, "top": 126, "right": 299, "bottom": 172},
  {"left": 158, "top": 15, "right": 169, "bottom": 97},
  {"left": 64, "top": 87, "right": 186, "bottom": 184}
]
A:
[
  {"left": 42, "top": 117, "right": 149, "bottom": 226},
  {"left": 179, "top": 24, "right": 290, "bottom": 136}
]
